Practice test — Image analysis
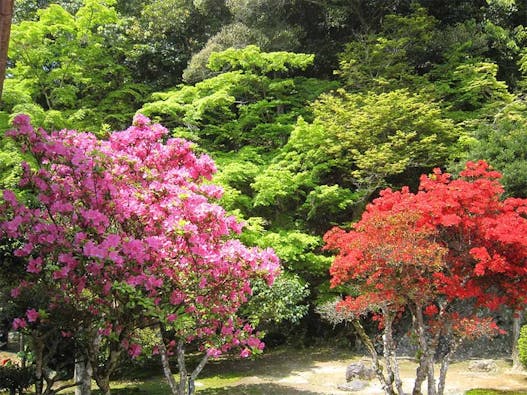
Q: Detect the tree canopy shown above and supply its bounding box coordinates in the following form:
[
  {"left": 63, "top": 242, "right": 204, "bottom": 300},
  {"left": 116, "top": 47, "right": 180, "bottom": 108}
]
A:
[
  {"left": 1, "top": 1, "right": 527, "bottom": 391},
  {"left": 325, "top": 161, "right": 527, "bottom": 395},
  {"left": 0, "top": 114, "right": 279, "bottom": 394}
]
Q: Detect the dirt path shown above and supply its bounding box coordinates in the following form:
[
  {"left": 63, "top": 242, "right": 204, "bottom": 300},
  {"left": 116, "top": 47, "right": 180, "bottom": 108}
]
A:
[
  {"left": 201, "top": 349, "right": 527, "bottom": 394},
  {"left": 261, "top": 358, "right": 527, "bottom": 394}
]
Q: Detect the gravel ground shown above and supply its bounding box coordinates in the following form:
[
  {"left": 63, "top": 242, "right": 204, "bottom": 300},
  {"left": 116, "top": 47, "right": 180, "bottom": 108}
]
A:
[{"left": 201, "top": 349, "right": 527, "bottom": 394}]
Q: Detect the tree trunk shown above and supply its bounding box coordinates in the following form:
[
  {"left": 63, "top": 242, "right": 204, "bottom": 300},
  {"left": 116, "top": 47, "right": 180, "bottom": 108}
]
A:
[
  {"left": 75, "top": 355, "right": 93, "bottom": 395},
  {"left": 157, "top": 329, "right": 179, "bottom": 395},
  {"left": 351, "top": 319, "right": 396, "bottom": 395},
  {"left": 188, "top": 353, "right": 209, "bottom": 395},
  {"left": 412, "top": 305, "right": 436, "bottom": 395},
  {"left": 0, "top": 0, "right": 14, "bottom": 103},
  {"left": 93, "top": 345, "right": 122, "bottom": 395},
  {"left": 512, "top": 309, "right": 524, "bottom": 371},
  {"left": 171, "top": 340, "right": 211, "bottom": 395},
  {"left": 177, "top": 341, "right": 187, "bottom": 395},
  {"left": 95, "top": 377, "right": 111, "bottom": 395},
  {"left": 437, "top": 338, "right": 461, "bottom": 395},
  {"left": 88, "top": 332, "right": 123, "bottom": 395},
  {"left": 382, "top": 311, "right": 404, "bottom": 395},
  {"left": 412, "top": 360, "right": 426, "bottom": 395},
  {"left": 33, "top": 334, "right": 45, "bottom": 395}
]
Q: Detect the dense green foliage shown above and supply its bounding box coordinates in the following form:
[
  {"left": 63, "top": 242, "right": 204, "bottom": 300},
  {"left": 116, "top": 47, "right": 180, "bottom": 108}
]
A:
[
  {"left": 3, "top": 0, "right": 149, "bottom": 133},
  {"left": 2, "top": 0, "right": 527, "bottom": 349}
]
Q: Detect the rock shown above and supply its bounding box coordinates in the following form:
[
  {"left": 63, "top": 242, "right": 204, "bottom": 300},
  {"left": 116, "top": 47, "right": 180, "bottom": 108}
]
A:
[
  {"left": 346, "top": 361, "right": 376, "bottom": 381},
  {"left": 337, "top": 380, "right": 369, "bottom": 391},
  {"left": 468, "top": 359, "right": 498, "bottom": 372}
]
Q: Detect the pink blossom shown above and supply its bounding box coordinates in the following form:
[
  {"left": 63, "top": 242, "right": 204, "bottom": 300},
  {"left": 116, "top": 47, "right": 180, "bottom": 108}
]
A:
[
  {"left": 2, "top": 190, "right": 18, "bottom": 205},
  {"left": 170, "top": 291, "right": 185, "bottom": 305},
  {"left": 240, "top": 348, "right": 251, "bottom": 358},
  {"left": 74, "top": 232, "right": 87, "bottom": 244},
  {"left": 206, "top": 348, "right": 221, "bottom": 358},
  {"left": 132, "top": 113, "right": 150, "bottom": 128},
  {"left": 102, "top": 281, "right": 112, "bottom": 295},
  {"left": 26, "top": 309, "right": 40, "bottom": 323},
  {"left": 246, "top": 336, "right": 262, "bottom": 349},
  {"left": 104, "top": 234, "right": 121, "bottom": 249},
  {"left": 126, "top": 275, "right": 144, "bottom": 287},
  {"left": 14, "top": 243, "right": 33, "bottom": 257},
  {"left": 53, "top": 266, "right": 70, "bottom": 280},
  {"left": 128, "top": 343, "right": 142, "bottom": 359},
  {"left": 199, "top": 277, "right": 207, "bottom": 288},
  {"left": 99, "top": 325, "right": 112, "bottom": 336},
  {"left": 10, "top": 287, "right": 21, "bottom": 298},
  {"left": 12, "top": 318, "right": 27, "bottom": 330},
  {"left": 86, "top": 262, "right": 103, "bottom": 275},
  {"left": 27, "top": 257, "right": 43, "bottom": 274},
  {"left": 144, "top": 276, "right": 163, "bottom": 290},
  {"left": 83, "top": 241, "right": 106, "bottom": 259}
]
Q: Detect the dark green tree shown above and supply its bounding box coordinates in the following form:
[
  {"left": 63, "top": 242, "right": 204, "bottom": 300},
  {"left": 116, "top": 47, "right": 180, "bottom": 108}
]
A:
[
  {"left": 125, "top": 0, "right": 230, "bottom": 88},
  {"left": 462, "top": 98, "right": 527, "bottom": 197},
  {"left": 140, "top": 45, "right": 336, "bottom": 153}
]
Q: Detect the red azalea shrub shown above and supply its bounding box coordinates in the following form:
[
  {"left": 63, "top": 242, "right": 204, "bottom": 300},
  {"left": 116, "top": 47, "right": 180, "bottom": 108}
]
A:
[{"left": 325, "top": 161, "right": 527, "bottom": 395}]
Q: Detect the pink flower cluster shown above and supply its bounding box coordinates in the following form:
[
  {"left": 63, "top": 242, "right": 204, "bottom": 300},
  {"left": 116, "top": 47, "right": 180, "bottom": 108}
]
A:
[{"left": 1, "top": 114, "right": 280, "bottom": 358}]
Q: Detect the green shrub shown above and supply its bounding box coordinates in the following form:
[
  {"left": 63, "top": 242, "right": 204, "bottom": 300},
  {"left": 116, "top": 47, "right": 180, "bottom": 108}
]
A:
[
  {"left": 0, "top": 358, "right": 34, "bottom": 395},
  {"left": 518, "top": 324, "right": 527, "bottom": 368},
  {"left": 466, "top": 391, "right": 527, "bottom": 395}
]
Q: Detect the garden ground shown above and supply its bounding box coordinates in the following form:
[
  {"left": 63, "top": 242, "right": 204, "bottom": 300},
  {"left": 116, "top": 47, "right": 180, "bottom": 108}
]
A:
[{"left": 2, "top": 347, "right": 527, "bottom": 394}]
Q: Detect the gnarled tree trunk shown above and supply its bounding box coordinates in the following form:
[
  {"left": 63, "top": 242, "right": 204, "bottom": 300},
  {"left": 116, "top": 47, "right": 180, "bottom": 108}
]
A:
[
  {"left": 350, "top": 319, "right": 397, "bottom": 395},
  {"left": 75, "top": 355, "right": 93, "bottom": 395}
]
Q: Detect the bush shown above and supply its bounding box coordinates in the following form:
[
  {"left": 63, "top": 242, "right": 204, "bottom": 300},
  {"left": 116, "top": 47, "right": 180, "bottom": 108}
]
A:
[
  {"left": 518, "top": 325, "right": 527, "bottom": 369},
  {"left": 0, "top": 358, "right": 34, "bottom": 395}
]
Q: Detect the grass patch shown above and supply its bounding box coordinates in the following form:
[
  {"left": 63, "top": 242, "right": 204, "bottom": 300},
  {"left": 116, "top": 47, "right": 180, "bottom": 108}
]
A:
[
  {"left": 197, "top": 373, "right": 244, "bottom": 388},
  {"left": 57, "top": 372, "right": 246, "bottom": 395},
  {"left": 466, "top": 390, "right": 527, "bottom": 395}
]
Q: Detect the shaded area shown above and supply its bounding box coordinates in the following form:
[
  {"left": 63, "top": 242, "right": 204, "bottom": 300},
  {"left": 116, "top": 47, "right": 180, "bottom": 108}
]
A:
[
  {"left": 87, "top": 383, "right": 322, "bottom": 395},
  {"left": 201, "top": 346, "right": 353, "bottom": 380},
  {"left": 200, "top": 383, "right": 323, "bottom": 395}
]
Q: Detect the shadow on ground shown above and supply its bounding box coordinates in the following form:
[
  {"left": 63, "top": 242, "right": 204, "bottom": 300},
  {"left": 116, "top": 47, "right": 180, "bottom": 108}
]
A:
[
  {"left": 201, "top": 346, "right": 353, "bottom": 380},
  {"left": 91, "top": 383, "right": 321, "bottom": 395},
  {"left": 199, "top": 383, "right": 322, "bottom": 395}
]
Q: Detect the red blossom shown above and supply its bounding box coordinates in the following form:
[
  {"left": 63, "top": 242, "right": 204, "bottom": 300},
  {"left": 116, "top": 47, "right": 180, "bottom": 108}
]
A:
[{"left": 326, "top": 160, "right": 527, "bottom": 343}]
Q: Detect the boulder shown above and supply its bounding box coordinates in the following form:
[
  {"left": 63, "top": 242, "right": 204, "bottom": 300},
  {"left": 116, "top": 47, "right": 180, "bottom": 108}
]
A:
[
  {"left": 345, "top": 361, "right": 376, "bottom": 381},
  {"left": 337, "top": 380, "right": 369, "bottom": 391},
  {"left": 468, "top": 359, "right": 498, "bottom": 372}
]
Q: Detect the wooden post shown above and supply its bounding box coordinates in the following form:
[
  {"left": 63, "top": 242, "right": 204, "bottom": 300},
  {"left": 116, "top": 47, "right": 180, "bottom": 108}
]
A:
[{"left": 0, "top": 0, "right": 15, "bottom": 103}]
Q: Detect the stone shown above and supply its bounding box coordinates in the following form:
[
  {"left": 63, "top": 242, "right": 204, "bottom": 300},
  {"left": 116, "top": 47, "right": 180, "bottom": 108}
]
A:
[
  {"left": 468, "top": 359, "right": 498, "bottom": 372},
  {"left": 337, "top": 380, "right": 369, "bottom": 391},
  {"left": 345, "top": 361, "right": 376, "bottom": 381}
]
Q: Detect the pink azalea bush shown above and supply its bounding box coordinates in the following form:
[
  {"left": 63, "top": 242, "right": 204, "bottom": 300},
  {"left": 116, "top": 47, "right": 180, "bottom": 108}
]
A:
[{"left": 0, "top": 114, "right": 280, "bottom": 394}]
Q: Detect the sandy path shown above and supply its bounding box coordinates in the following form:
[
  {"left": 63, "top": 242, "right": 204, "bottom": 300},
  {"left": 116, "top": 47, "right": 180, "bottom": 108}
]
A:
[{"left": 204, "top": 355, "right": 527, "bottom": 394}]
